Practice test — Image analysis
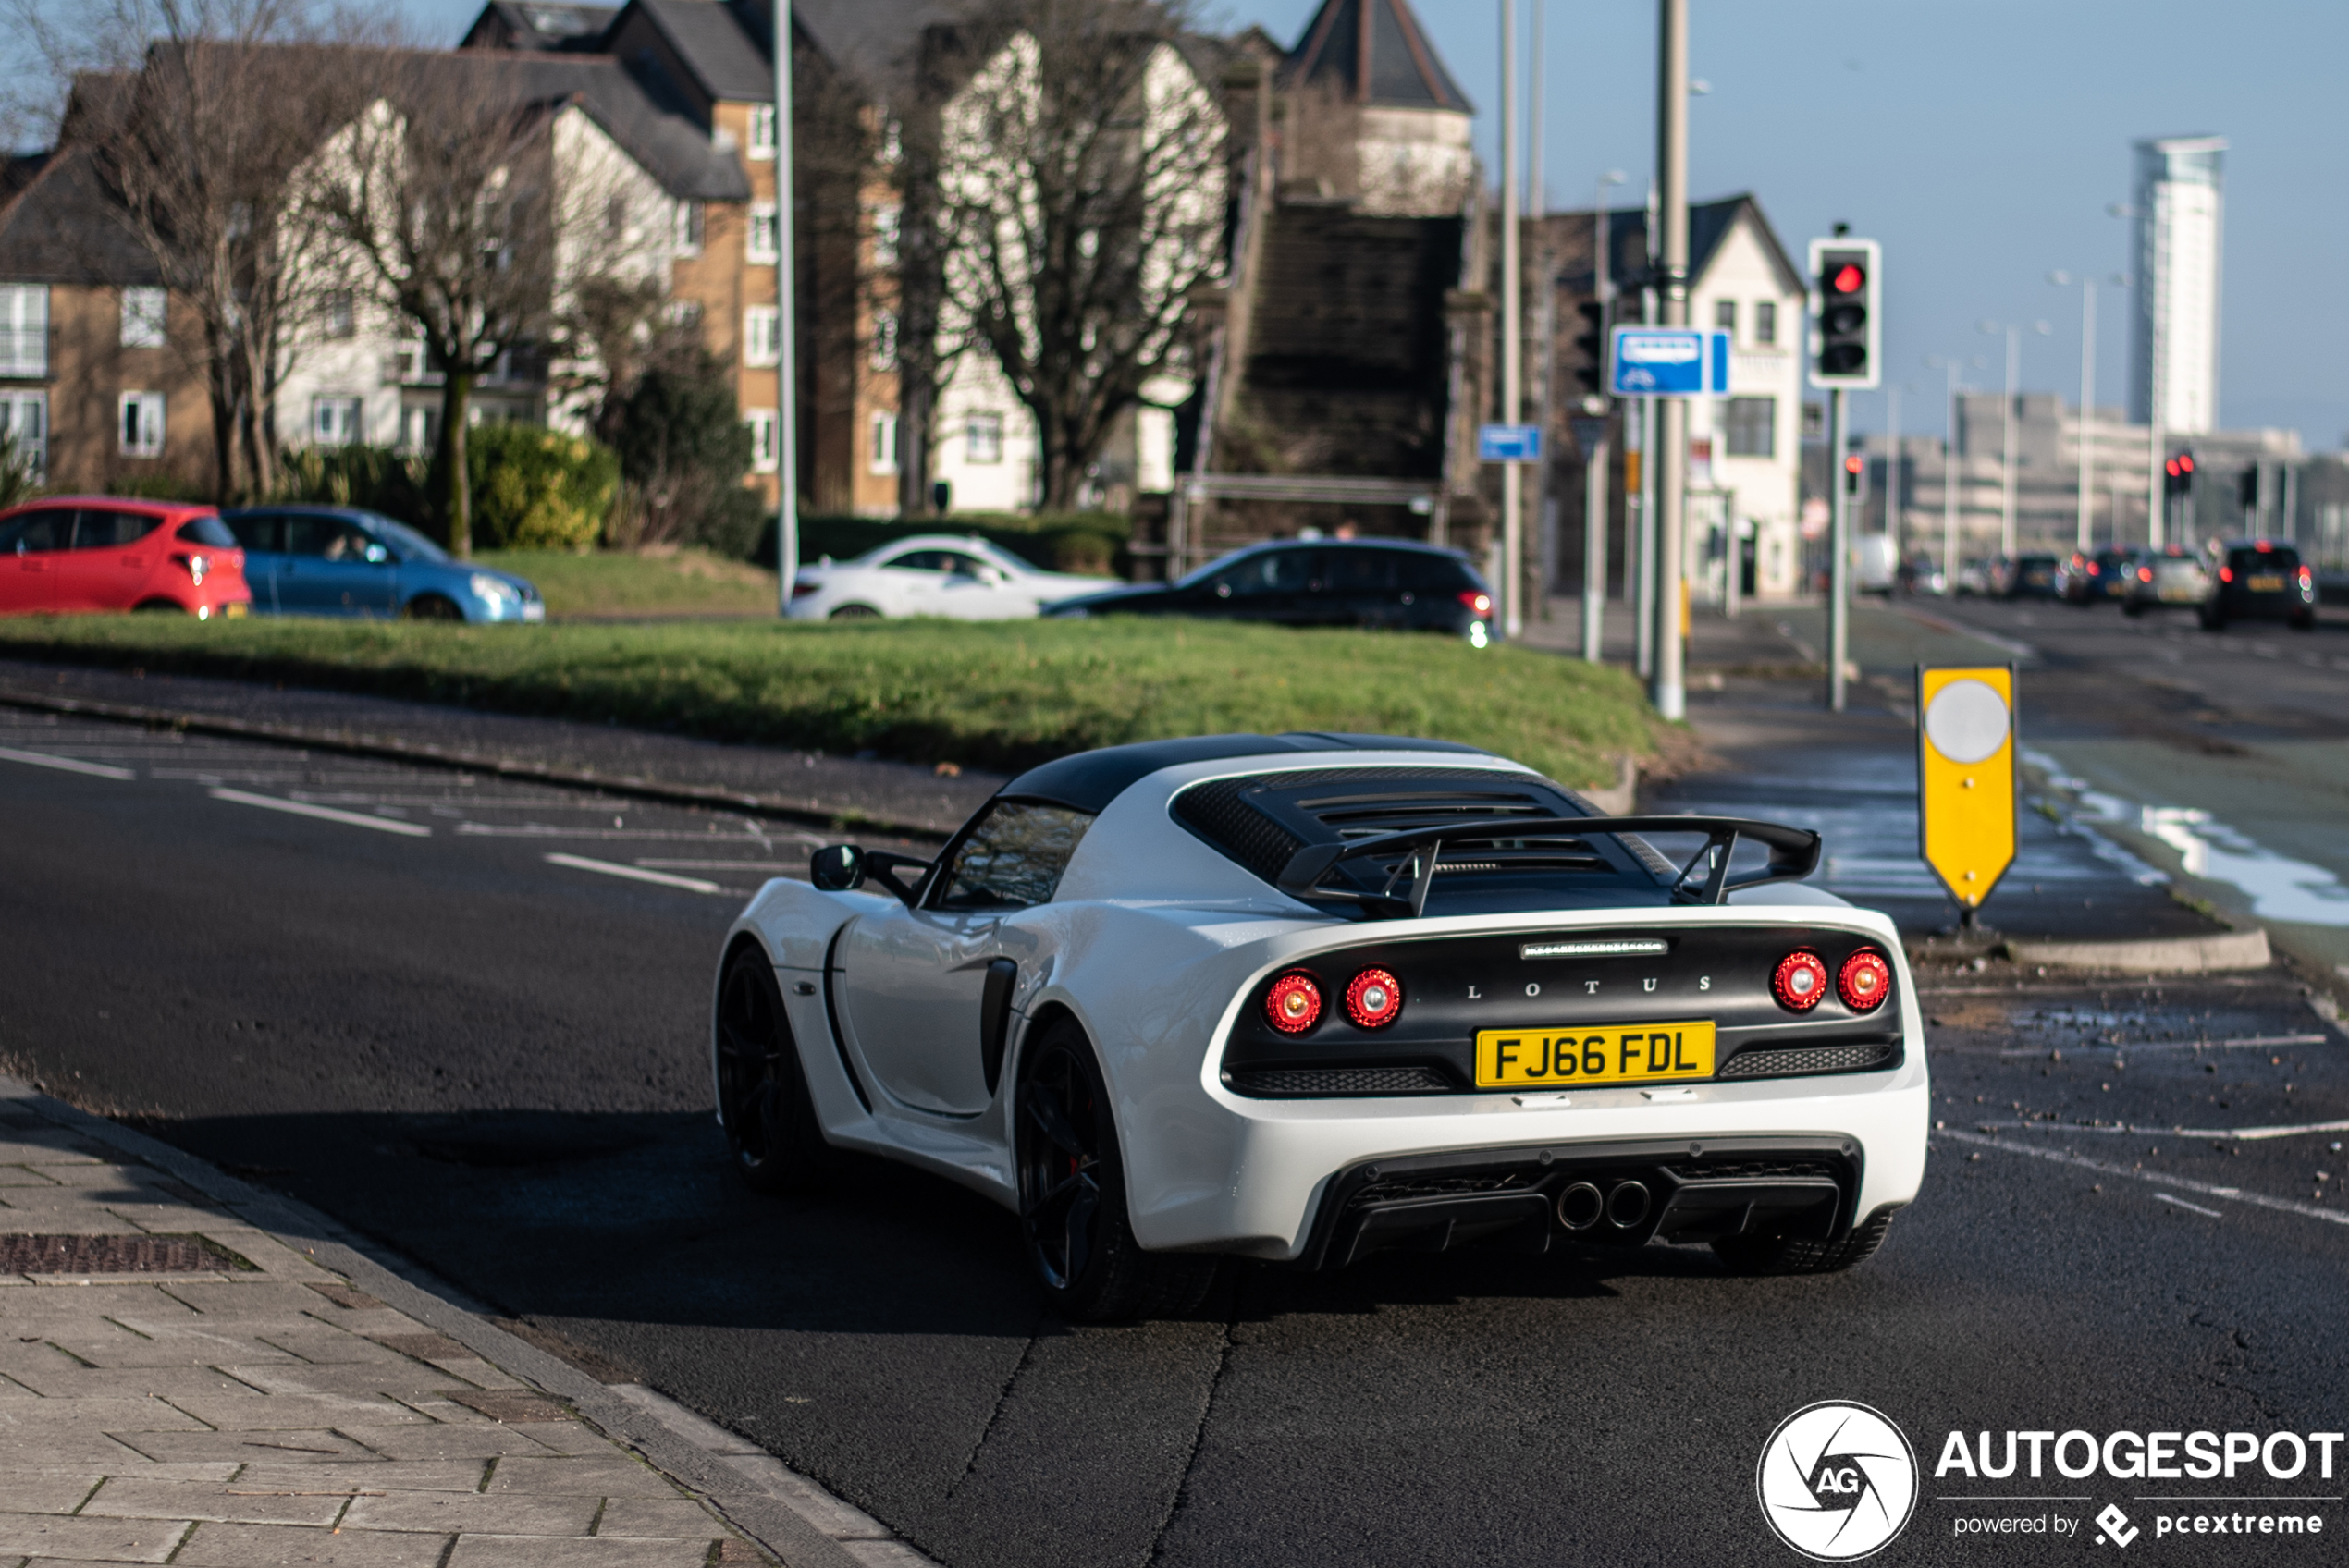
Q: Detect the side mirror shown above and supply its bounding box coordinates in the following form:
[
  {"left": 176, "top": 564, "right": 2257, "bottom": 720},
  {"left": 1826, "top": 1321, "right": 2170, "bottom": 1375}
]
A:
[{"left": 809, "top": 844, "right": 866, "bottom": 891}]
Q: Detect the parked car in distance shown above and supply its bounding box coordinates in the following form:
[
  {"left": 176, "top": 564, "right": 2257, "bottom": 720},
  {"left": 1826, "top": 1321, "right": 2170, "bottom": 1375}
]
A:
[
  {"left": 2121, "top": 545, "right": 2209, "bottom": 618},
  {"left": 1852, "top": 534, "right": 1899, "bottom": 594},
  {"left": 0, "top": 496, "right": 251, "bottom": 619},
  {"left": 1899, "top": 552, "right": 1946, "bottom": 595},
  {"left": 786, "top": 534, "right": 1115, "bottom": 621},
  {"left": 2060, "top": 547, "right": 2138, "bottom": 606},
  {"left": 2201, "top": 538, "right": 2317, "bottom": 631},
  {"left": 2004, "top": 554, "right": 2063, "bottom": 600},
  {"left": 1043, "top": 539, "right": 1497, "bottom": 643},
  {"left": 1952, "top": 557, "right": 1996, "bottom": 597},
  {"left": 220, "top": 505, "right": 542, "bottom": 622}
]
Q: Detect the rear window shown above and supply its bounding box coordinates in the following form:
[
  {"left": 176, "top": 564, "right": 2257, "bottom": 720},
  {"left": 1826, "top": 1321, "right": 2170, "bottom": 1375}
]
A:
[
  {"left": 934, "top": 802, "right": 1095, "bottom": 909},
  {"left": 2231, "top": 546, "right": 2300, "bottom": 571},
  {"left": 72, "top": 510, "right": 165, "bottom": 548},
  {"left": 176, "top": 516, "right": 237, "bottom": 546}
]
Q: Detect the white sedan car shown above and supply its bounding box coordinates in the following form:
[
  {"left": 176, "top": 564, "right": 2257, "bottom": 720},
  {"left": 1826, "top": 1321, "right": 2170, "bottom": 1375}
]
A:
[
  {"left": 786, "top": 534, "right": 1115, "bottom": 621},
  {"left": 709, "top": 734, "right": 1928, "bottom": 1321}
]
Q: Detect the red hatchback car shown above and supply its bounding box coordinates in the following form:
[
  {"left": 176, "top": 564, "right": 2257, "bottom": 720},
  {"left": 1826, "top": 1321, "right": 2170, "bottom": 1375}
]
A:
[{"left": 0, "top": 497, "right": 252, "bottom": 618}]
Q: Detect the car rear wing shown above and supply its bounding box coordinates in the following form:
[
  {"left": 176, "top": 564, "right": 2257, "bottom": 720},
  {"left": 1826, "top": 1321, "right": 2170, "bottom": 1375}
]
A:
[{"left": 1274, "top": 815, "right": 1823, "bottom": 918}]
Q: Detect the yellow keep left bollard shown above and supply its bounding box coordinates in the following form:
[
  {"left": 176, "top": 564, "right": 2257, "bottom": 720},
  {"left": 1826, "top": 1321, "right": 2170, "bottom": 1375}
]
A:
[{"left": 1916, "top": 665, "right": 2016, "bottom": 928}]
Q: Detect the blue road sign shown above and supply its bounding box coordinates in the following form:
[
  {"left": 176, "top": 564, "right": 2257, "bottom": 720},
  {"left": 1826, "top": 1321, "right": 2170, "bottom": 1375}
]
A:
[
  {"left": 1478, "top": 423, "right": 1543, "bottom": 462},
  {"left": 1609, "top": 326, "right": 1731, "bottom": 397}
]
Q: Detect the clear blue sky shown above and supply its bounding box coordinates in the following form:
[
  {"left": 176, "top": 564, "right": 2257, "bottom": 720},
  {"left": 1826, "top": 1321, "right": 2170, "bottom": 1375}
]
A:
[{"left": 378, "top": 0, "right": 2346, "bottom": 448}]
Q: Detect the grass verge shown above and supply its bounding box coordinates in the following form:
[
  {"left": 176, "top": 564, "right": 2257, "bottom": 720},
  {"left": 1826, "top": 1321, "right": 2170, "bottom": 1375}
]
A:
[
  {"left": 473, "top": 548, "right": 778, "bottom": 618},
  {"left": 0, "top": 616, "right": 1665, "bottom": 787}
]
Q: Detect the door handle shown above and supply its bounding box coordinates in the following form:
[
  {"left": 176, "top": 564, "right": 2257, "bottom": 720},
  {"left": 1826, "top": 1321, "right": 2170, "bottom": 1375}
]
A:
[{"left": 978, "top": 958, "right": 1018, "bottom": 1093}]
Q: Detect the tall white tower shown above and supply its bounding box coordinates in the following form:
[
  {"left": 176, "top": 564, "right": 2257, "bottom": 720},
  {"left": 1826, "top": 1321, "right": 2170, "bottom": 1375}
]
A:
[{"left": 2130, "top": 135, "right": 2226, "bottom": 435}]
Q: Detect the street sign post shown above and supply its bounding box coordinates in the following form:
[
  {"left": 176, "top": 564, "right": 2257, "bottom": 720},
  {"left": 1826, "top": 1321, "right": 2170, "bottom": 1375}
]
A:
[
  {"left": 1916, "top": 665, "right": 2017, "bottom": 926},
  {"left": 1479, "top": 423, "right": 1543, "bottom": 463},
  {"left": 1608, "top": 326, "right": 1729, "bottom": 398}
]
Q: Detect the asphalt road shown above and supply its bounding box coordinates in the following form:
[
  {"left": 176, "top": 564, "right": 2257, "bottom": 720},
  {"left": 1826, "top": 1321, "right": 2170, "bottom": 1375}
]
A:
[{"left": 4, "top": 692, "right": 2347, "bottom": 1567}]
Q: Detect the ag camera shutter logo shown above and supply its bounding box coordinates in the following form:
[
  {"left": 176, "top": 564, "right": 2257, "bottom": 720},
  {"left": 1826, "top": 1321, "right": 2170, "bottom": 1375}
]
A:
[{"left": 1757, "top": 1401, "right": 1920, "bottom": 1560}]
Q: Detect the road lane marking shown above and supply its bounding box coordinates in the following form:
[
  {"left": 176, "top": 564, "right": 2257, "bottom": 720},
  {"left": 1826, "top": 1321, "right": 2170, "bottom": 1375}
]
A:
[
  {"left": 635, "top": 860, "right": 804, "bottom": 873},
  {"left": 1967, "top": 1115, "right": 2349, "bottom": 1142},
  {"left": 1997, "top": 1033, "right": 2330, "bottom": 1057},
  {"left": 0, "top": 746, "right": 136, "bottom": 780},
  {"left": 207, "top": 787, "right": 433, "bottom": 837},
  {"left": 1936, "top": 1128, "right": 2348, "bottom": 1228},
  {"left": 543, "top": 853, "right": 727, "bottom": 894},
  {"left": 2151, "top": 1193, "right": 2225, "bottom": 1219}
]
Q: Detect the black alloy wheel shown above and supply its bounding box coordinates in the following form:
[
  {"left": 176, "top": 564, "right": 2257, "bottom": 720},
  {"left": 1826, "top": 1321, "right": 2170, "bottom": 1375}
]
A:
[
  {"left": 829, "top": 604, "right": 881, "bottom": 620},
  {"left": 1015, "top": 1020, "right": 1217, "bottom": 1322},
  {"left": 714, "top": 945, "right": 827, "bottom": 1194}
]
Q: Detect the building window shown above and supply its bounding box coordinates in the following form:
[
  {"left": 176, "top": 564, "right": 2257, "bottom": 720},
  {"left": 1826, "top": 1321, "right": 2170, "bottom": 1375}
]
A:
[
  {"left": 746, "top": 202, "right": 778, "bottom": 264},
  {"left": 0, "top": 284, "right": 47, "bottom": 376},
  {"left": 744, "top": 306, "right": 780, "bottom": 367},
  {"left": 745, "top": 407, "right": 779, "bottom": 472},
  {"left": 324, "top": 290, "right": 355, "bottom": 339},
  {"left": 1754, "top": 300, "right": 1777, "bottom": 346},
  {"left": 870, "top": 203, "right": 901, "bottom": 267},
  {"left": 0, "top": 391, "right": 45, "bottom": 473},
  {"left": 869, "top": 308, "right": 897, "bottom": 371},
  {"left": 1724, "top": 396, "right": 1776, "bottom": 459},
  {"left": 1714, "top": 299, "right": 1737, "bottom": 337},
  {"left": 666, "top": 298, "right": 702, "bottom": 329},
  {"left": 965, "top": 410, "right": 1003, "bottom": 464},
  {"left": 746, "top": 104, "right": 776, "bottom": 160},
  {"left": 119, "top": 391, "right": 166, "bottom": 457},
  {"left": 673, "top": 200, "right": 703, "bottom": 255},
  {"left": 400, "top": 406, "right": 434, "bottom": 453},
  {"left": 869, "top": 410, "right": 898, "bottom": 474},
  {"left": 312, "top": 396, "right": 363, "bottom": 446},
  {"left": 394, "top": 337, "right": 429, "bottom": 382},
  {"left": 121, "top": 288, "right": 166, "bottom": 349}
]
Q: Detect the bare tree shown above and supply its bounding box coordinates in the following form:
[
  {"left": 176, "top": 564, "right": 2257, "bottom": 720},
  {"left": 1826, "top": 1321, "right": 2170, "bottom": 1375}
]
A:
[
  {"left": 16, "top": 0, "right": 371, "bottom": 498},
  {"left": 920, "top": 0, "right": 1226, "bottom": 510}
]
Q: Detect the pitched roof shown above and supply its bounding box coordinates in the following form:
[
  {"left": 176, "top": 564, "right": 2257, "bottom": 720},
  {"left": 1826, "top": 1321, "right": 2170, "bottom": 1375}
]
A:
[
  {"left": 627, "top": 0, "right": 772, "bottom": 102},
  {"left": 1566, "top": 193, "right": 1803, "bottom": 298},
  {"left": 0, "top": 145, "right": 162, "bottom": 285},
  {"left": 783, "top": 0, "right": 962, "bottom": 100},
  {"left": 462, "top": 2, "right": 621, "bottom": 53},
  {"left": 1282, "top": 0, "right": 1470, "bottom": 115}
]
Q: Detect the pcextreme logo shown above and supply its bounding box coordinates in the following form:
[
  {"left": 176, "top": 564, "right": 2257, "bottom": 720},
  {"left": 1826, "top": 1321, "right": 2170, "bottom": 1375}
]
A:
[{"left": 1757, "top": 1401, "right": 1921, "bottom": 1561}]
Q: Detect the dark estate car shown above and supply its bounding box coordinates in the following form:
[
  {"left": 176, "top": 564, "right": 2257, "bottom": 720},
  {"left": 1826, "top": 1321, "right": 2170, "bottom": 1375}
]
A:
[
  {"left": 2201, "top": 538, "right": 2317, "bottom": 631},
  {"left": 220, "top": 505, "right": 544, "bottom": 622},
  {"left": 1043, "top": 539, "right": 1498, "bottom": 642},
  {"left": 2004, "top": 553, "right": 2064, "bottom": 600}
]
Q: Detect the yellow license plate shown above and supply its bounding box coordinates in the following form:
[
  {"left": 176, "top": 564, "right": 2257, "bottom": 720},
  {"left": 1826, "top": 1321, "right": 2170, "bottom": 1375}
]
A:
[
  {"left": 224, "top": 602, "right": 247, "bottom": 618},
  {"left": 2248, "top": 574, "right": 2286, "bottom": 592},
  {"left": 1475, "top": 1021, "right": 1716, "bottom": 1088}
]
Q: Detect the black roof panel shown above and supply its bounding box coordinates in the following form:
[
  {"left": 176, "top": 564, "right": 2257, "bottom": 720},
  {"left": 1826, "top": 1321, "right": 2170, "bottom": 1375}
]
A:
[{"left": 1001, "top": 733, "right": 1489, "bottom": 815}]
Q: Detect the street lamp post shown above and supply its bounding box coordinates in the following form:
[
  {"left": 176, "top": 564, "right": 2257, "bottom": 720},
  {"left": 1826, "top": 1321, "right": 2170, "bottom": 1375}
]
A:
[
  {"left": 1975, "top": 318, "right": 2049, "bottom": 560},
  {"left": 1581, "top": 170, "right": 1626, "bottom": 664},
  {"left": 2048, "top": 270, "right": 2112, "bottom": 552},
  {"left": 1498, "top": 0, "right": 1523, "bottom": 640},
  {"left": 772, "top": 0, "right": 797, "bottom": 614},
  {"left": 1651, "top": 0, "right": 1690, "bottom": 721},
  {"left": 1925, "top": 357, "right": 1960, "bottom": 585}
]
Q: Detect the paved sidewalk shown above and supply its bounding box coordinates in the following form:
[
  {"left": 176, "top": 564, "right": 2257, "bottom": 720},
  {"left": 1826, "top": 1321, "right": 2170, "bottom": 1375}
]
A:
[{"left": 0, "top": 1081, "right": 935, "bottom": 1568}]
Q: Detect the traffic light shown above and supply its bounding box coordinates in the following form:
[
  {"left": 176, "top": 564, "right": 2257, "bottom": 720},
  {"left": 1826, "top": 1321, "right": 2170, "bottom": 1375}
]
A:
[
  {"left": 2164, "top": 452, "right": 2195, "bottom": 497},
  {"left": 2237, "top": 466, "right": 2258, "bottom": 509},
  {"left": 1843, "top": 453, "right": 1863, "bottom": 494},
  {"left": 1807, "top": 237, "right": 1881, "bottom": 389},
  {"left": 1572, "top": 300, "right": 1606, "bottom": 396}
]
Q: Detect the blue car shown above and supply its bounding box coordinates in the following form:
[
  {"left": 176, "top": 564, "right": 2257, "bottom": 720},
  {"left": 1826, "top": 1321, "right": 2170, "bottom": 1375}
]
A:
[{"left": 219, "top": 505, "right": 545, "bottom": 622}]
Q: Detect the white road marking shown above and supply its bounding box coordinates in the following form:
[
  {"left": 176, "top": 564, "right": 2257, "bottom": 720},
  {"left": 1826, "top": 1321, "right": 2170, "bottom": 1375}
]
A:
[
  {"left": 461, "top": 824, "right": 816, "bottom": 843},
  {"left": 1997, "top": 1032, "right": 2330, "bottom": 1057},
  {"left": 0, "top": 746, "right": 136, "bottom": 780},
  {"left": 1937, "top": 1128, "right": 2349, "bottom": 1228},
  {"left": 1970, "top": 1115, "right": 2349, "bottom": 1143},
  {"left": 2152, "top": 1193, "right": 2226, "bottom": 1219},
  {"left": 206, "top": 787, "right": 433, "bottom": 837},
  {"left": 543, "top": 853, "right": 727, "bottom": 894},
  {"left": 635, "top": 860, "right": 804, "bottom": 873}
]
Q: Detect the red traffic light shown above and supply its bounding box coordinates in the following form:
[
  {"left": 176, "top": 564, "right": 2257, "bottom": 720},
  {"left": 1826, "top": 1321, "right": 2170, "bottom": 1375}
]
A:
[
  {"left": 1827, "top": 263, "right": 1865, "bottom": 295},
  {"left": 2178, "top": 453, "right": 2195, "bottom": 474},
  {"left": 1843, "top": 455, "right": 1863, "bottom": 475}
]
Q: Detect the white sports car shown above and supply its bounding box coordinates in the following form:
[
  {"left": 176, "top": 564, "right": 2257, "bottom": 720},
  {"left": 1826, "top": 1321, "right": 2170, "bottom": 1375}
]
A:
[
  {"left": 711, "top": 735, "right": 1929, "bottom": 1320},
  {"left": 786, "top": 534, "right": 1115, "bottom": 621}
]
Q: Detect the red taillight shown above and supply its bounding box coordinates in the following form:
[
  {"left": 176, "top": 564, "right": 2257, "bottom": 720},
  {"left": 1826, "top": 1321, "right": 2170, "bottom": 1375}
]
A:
[
  {"left": 1344, "top": 967, "right": 1402, "bottom": 1029},
  {"left": 792, "top": 581, "right": 822, "bottom": 597},
  {"left": 1838, "top": 949, "right": 1891, "bottom": 1011},
  {"left": 2220, "top": 567, "right": 2233, "bottom": 583},
  {"left": 1265, "top": 972, "right": 1322, "bottom": 1035},
  {"left": 2137, "top": 567, "right": 2153, "bottom": 582},
  {"left": 1771, "top": 950, "right": 1828, "bottom": 1012},
  {"left": 2300, "top": 567, "right": 2313, "bottom": 586},
  {"left": 1457, "top": 590, "right": 1492, "bottom": 619},
  {"left": 173, "top": 553, "right": 210, "bottom": 585},
  {"left": 2086, "top": 563, "right": 2100, "bottom": 576}
]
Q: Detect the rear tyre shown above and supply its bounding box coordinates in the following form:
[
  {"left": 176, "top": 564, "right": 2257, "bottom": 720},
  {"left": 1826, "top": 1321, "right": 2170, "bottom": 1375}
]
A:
[
  {"left": 403, "top": 594, "right": 464, "bottom": 621},
  {"left": 132, "top": 599, "right": 186, "bottom": 613},
  {"left": 714, "top": 944, "right": 829, "bottom": 1194},
  {"left": 2198, "top": 608, "right": 2225, "bottom": 632},
  {"left": 2122, "top": 602, "right": 2144, "bottom": 619},
  {"left": 2290, "top": 612, "right": 2317, "bottom": 632},
  {"left": 1712, "top": 1207, "right": 1900, "bottom": 1276},
  {"left": 828, "top": 604, "right": 882, "bottom": 620},
  {"left": 1015, "top": 1019, "right": 1218, "bottom": 1322}
]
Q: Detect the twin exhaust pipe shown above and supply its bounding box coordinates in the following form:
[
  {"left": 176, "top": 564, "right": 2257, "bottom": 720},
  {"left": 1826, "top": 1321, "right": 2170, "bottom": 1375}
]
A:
[{"left": 1556, "top": 1180, "right": 1650, "bottom": 1231}]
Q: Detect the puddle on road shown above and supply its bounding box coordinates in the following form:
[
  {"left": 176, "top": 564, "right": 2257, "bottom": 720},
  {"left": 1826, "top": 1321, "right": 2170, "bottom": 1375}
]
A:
[{"left": 2070, "top": 791, "right": 2349, "bottom": 926}]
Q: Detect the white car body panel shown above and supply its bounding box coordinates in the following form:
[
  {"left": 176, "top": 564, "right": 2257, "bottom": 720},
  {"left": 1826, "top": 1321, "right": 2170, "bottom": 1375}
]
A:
[
  {"left": 716, "top": 745, "right": 1930, "bottom": 1264},
  {"left": 785, "top": 533, "right": 1114, "bottom": 621}
]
